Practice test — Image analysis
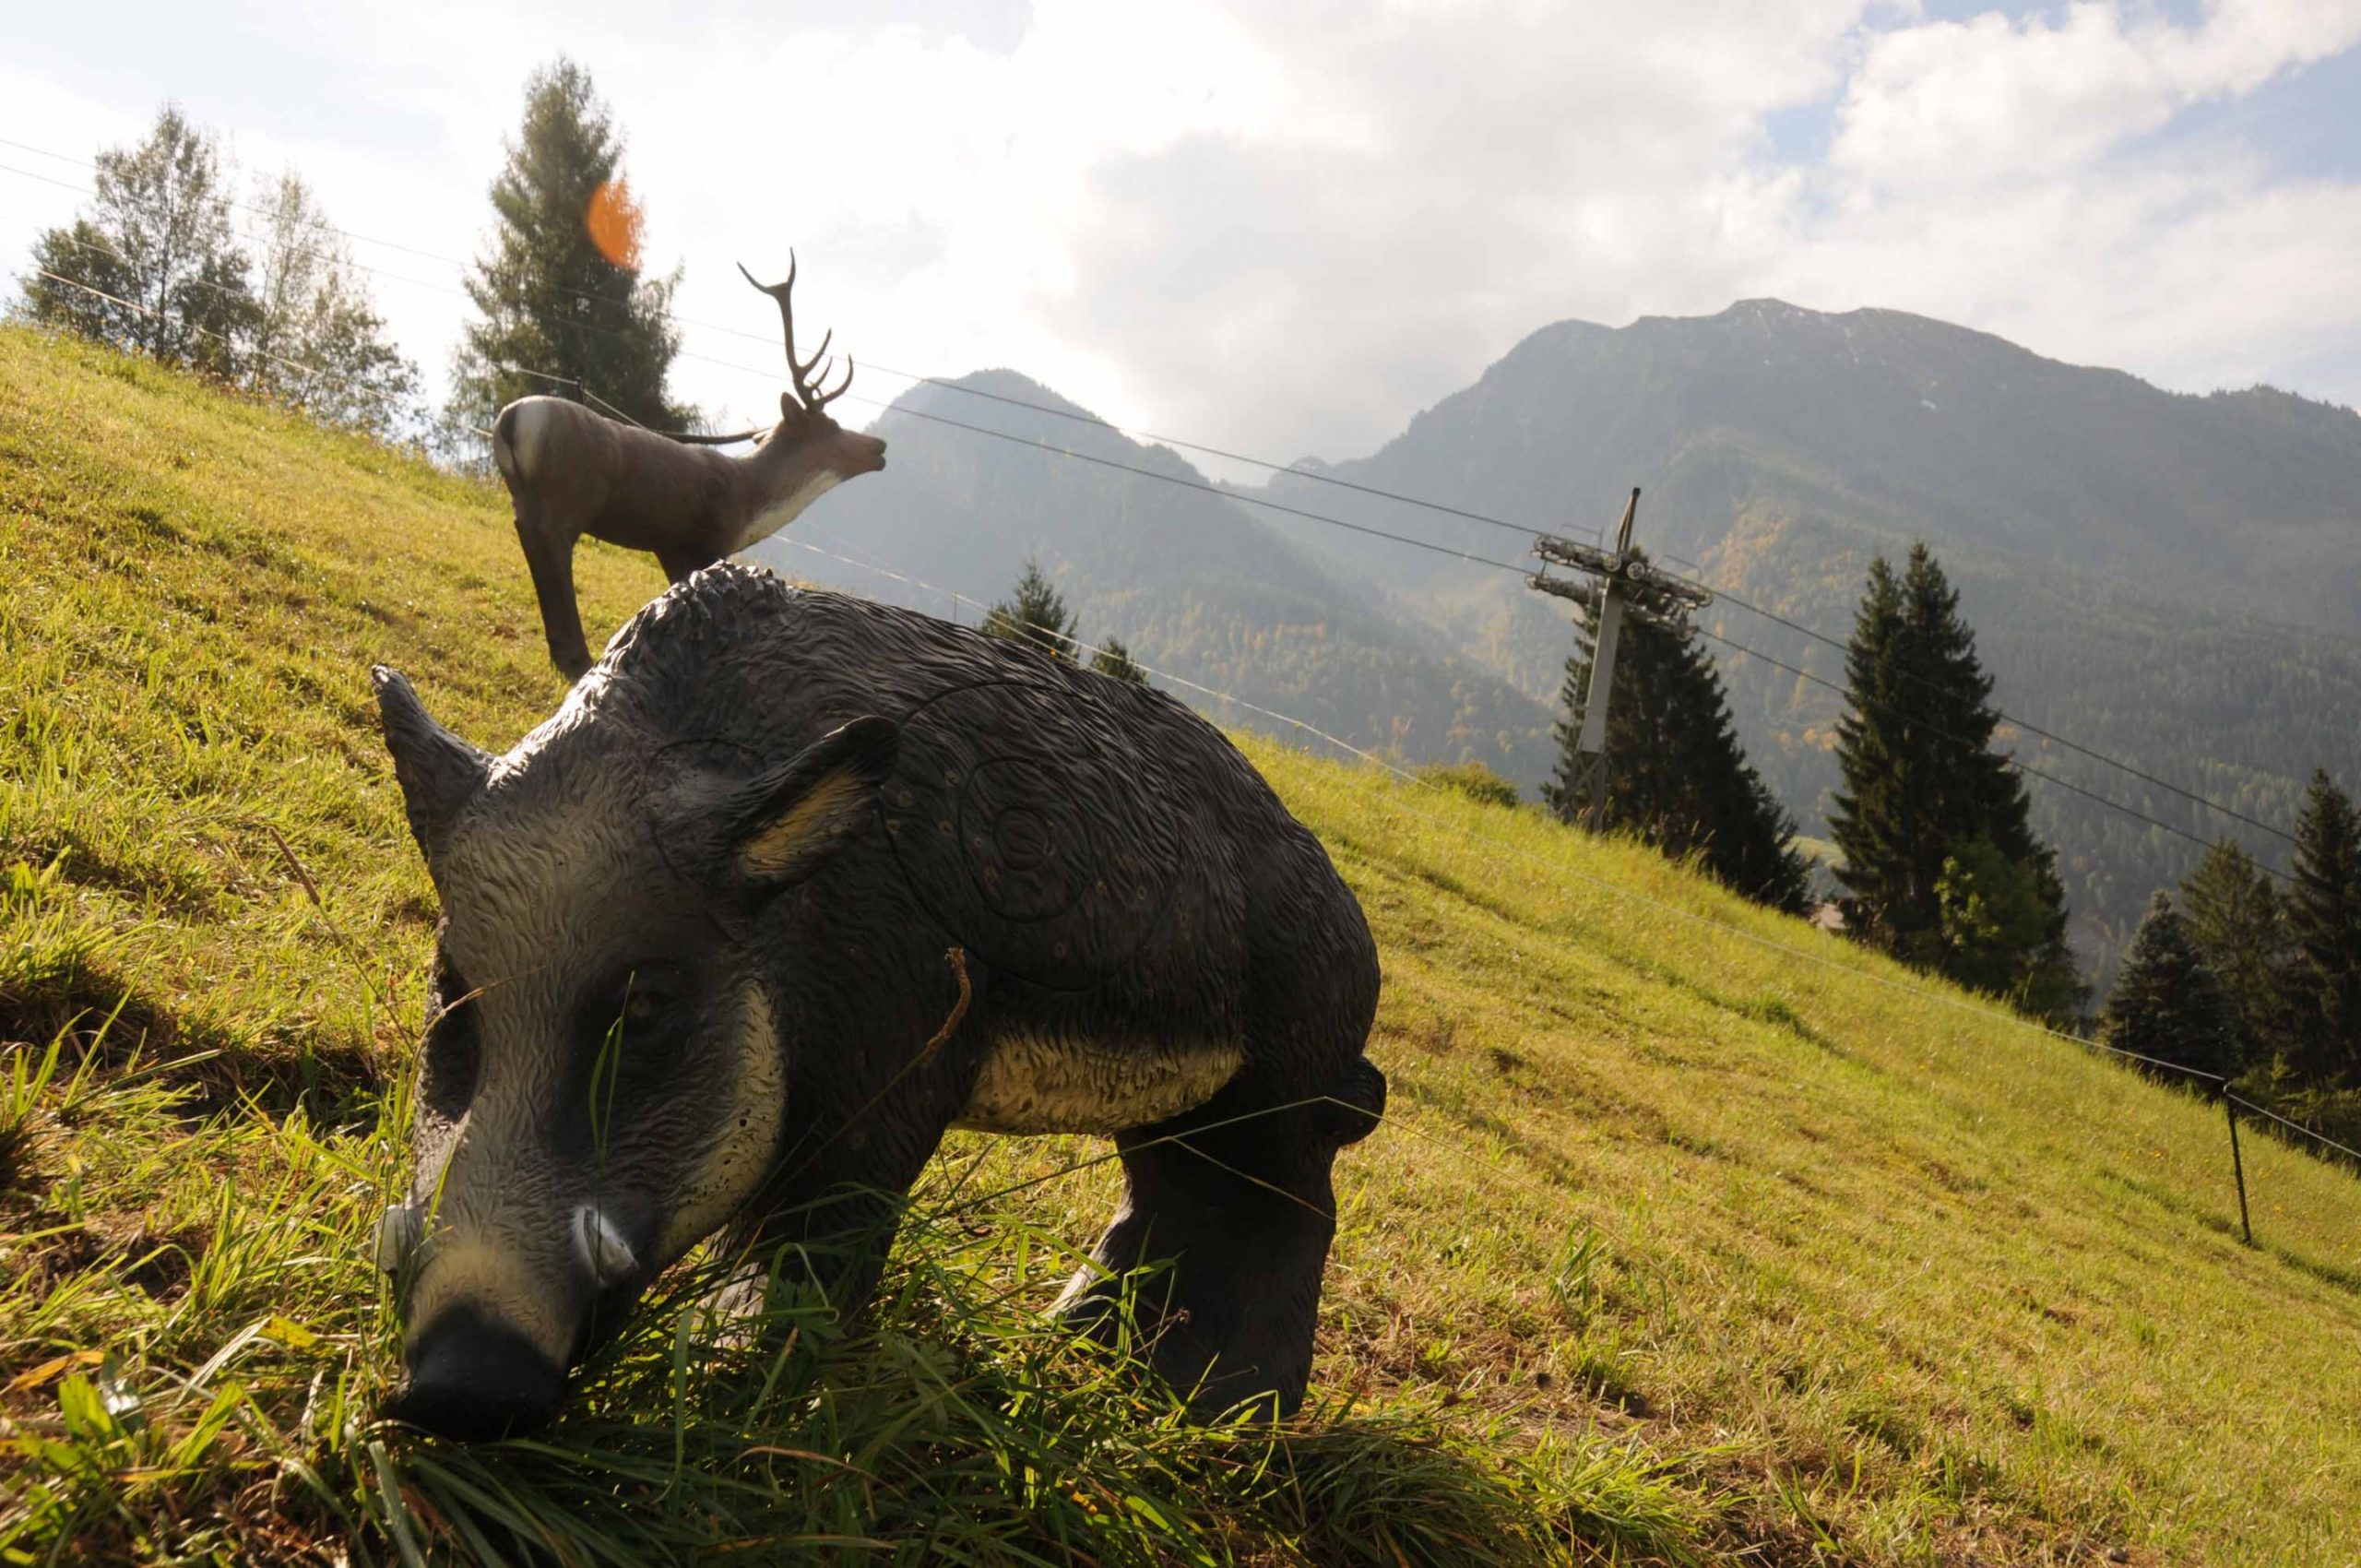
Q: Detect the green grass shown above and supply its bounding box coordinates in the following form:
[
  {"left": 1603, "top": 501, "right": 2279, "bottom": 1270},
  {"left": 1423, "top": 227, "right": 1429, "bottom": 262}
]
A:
[{"left": 5, "top": 324, "right": 2361, "bottom": 1564}]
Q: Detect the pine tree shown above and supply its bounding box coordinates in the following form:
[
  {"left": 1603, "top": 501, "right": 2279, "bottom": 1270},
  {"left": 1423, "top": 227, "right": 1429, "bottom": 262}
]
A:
[
  {"left": 2101, "top": 890, "right": 2239, "bottom": 1083},
  {"left": 1543, "top": 571, "right": 1810, "bottom": 912},
  {"left": 1829, "top": 543, "right": 2075, "bottom": 1008},
  {"left": 23, "top": 106, "right": 257, "bottom": 377},
  {"left": 447, "top": 59, "right": 688, "bottom": 444},
  {"left": 983, "top": 558, "right": 1078, "bottom": 664},
  {"left": 2284, "top": 770, "right": 2361, "bottom": 1087},
  {"left": 1826, "top": 556, "right": 1915, "bottom": 938},
  {"left": 1089, "top": 636, "right": 1148, "bottom": 686},
  {"left": 2179, "top": 838, "right": 2287, "bottom": 1072}
]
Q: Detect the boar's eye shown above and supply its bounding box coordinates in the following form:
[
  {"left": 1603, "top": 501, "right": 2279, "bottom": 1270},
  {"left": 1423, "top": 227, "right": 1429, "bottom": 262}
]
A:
[{"left": 596, "top": 965, "right": 686, "bottom": 1046}]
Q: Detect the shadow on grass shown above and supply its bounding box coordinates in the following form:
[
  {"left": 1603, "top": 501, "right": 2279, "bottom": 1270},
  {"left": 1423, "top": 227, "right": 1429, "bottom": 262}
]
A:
[
  {"left": 0, "top": 951, "right": 382, "bottom": 1129},
  {"left": 369, "top": 1216, "right": 1711, "bottom": 1568}
]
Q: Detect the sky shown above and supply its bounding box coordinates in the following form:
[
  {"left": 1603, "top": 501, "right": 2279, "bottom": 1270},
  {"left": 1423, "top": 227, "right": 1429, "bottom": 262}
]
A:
[{"left": 4, "top": 0, "right": 2358, "bottom": 469}]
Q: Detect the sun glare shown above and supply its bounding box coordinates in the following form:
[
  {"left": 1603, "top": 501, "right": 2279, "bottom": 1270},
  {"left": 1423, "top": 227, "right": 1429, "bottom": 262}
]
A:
[{"left": 585, "top": 177, "right": 643, "bottom": 270}]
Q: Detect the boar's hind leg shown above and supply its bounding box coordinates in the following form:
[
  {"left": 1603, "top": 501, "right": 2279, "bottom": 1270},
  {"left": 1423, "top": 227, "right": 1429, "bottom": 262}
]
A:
[{"left": 1060, "top": 1055, "right": 1386, "bottom": 1421}]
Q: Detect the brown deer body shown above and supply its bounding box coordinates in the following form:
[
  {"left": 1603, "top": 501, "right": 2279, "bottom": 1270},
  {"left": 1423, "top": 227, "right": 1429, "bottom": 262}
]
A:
[{"left": 493, "top": 260, "right": 886, "bottom": 680}]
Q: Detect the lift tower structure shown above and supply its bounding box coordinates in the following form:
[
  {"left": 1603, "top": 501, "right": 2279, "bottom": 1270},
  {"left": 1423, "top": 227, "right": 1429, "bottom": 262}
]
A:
[{"left": 1528, "top": 488, "right": 1714, "bottom": 831}]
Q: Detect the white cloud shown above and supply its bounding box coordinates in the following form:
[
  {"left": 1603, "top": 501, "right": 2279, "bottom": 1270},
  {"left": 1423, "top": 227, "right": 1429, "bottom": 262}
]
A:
[
  {"left": 1767, "top": 2, "right": 2361, "bottom": 406},
  {"left": 1830, "top": 0, "right": 2361, "bottom": 185},
  {"left": 2, "top": 0, "right": 2357, "bottom": 460},
  {"left": 1054, "top": 0, "right": 1875, "bottom": 459}
]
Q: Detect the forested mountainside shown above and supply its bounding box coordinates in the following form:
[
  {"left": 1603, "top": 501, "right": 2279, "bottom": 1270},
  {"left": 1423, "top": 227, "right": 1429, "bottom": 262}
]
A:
[
  {"left": 1243, "top": 300, "right": 2361, "bottom": 980},
  {"left": 747, "top": 372, "right": 1558, "bottom": 787},
  {"left": 753, "top": 304, "right": 2361, "bottom": 983}
]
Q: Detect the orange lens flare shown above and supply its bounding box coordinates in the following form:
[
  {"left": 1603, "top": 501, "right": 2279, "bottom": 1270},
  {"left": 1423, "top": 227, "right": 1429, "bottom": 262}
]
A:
[{"left": 586, "top": 179, "right": 645, "bottom": 270}]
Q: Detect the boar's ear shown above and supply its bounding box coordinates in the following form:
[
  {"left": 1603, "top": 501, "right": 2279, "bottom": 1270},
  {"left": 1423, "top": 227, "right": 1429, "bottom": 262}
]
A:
[
  {"left": 372, "top": 666, "right": 492, "bottom": 864},
  {"left": 723, "top": 716, "right": 899, "bottom": 887}
]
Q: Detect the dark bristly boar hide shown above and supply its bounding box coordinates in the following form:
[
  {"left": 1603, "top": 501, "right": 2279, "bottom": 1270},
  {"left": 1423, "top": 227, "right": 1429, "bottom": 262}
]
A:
[{"left": 370, "top": 563, "right": 1385, "bottom": 1440}]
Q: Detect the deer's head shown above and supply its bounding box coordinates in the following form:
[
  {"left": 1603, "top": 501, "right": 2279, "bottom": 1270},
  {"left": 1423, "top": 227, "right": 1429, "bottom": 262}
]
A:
[{"left": 738, "top": 258, "right": 887, "bottom": 505}]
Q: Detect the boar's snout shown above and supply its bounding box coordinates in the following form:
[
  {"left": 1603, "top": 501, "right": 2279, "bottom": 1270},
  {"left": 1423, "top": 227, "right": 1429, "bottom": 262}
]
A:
[{"left": 385, "top": 1305, "right": 565, "bottom": 1441}]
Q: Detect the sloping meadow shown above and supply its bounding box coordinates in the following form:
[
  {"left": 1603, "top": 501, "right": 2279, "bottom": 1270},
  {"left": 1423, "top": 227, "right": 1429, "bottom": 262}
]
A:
[{"left": 3, "top": 327, "right": 2359, "bottom": 1564}]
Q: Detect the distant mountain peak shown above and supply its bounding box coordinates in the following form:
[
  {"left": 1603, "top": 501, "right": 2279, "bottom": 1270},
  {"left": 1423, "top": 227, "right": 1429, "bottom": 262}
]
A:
[
  {"left": 883, "top": 366, "right": 1101, "bottom": 425},
  {"left": 1721, "top": 296, "right": 1816, "bottom": 320}
]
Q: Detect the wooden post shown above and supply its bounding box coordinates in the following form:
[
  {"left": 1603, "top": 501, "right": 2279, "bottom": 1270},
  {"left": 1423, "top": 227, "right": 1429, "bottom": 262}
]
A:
[
  {"left": 2225, "top": 1095, "right": 2253, "bottom": 1246},
  {"left": 1574, "top": 582, "right": 1626, "bottom": 829},
  {"left": 1529, "top": 487, "right": 1704, "bottom": 834},
  {"left": 1571, "top": 489, "right": 1641, "bottom": 832}
]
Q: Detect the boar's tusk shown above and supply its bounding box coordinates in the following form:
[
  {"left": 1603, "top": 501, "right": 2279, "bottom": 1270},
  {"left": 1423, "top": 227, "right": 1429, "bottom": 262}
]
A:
[
  {"left": 374, "top": 1204, "right": 422, "bottom": 1276},
  {"left": 574, "top": 1205, "right": 638, "bottom": 1289}
]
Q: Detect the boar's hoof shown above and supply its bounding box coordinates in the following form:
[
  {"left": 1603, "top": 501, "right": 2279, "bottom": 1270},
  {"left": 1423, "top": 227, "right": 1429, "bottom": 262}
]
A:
[{"left": 385, "top": 1307, "right": 564, "bottom": 1441}]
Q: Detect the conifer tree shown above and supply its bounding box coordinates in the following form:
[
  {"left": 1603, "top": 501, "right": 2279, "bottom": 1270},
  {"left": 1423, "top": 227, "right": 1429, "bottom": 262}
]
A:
[
  {"left": 24, "top": 106, "right": 257, "bottom": 376},
  {"left": 2179, "top": 838, "right": 2287, "bottom": 1070},
  {"left": 1544, "top": 571, "right": 1809, "bottom": 913},
  {"left": 1089, "top": 636, "right": 1148, "bottom": 686},
  {"left": 2101, "top": 890, "right": 2239, "bottom": 1083},
  {"left": 447, "top": 59, "right": 688, "bottom": 443},
  {"left": 1829, "top": 543, "right": 2075, "bottom": 1009},
  {"left": 2284, "top": 769, "right": 2361, "bottom": 1087},
  {"left": 983, "top": 558, "right": 1078, "bottom": 664}
]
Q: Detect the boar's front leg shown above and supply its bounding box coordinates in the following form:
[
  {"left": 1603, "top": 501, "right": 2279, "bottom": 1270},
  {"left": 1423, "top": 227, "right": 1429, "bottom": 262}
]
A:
[{"left": 730, "top": 1061, "right": 968, "bottom": 1327}]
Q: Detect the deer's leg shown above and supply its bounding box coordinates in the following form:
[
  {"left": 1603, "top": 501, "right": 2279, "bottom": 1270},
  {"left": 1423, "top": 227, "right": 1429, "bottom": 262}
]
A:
[
  {"left": 656, "top": 543, "right": 724, "bottom": 585},
  {"left": 515, "top": 506, "right": 593, "bottom": 681}
]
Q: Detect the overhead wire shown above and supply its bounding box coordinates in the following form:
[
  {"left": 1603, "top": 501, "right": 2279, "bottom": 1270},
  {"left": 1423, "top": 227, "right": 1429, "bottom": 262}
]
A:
[
  {"left": 18, "top": 228, "right": 2292, "bottom": 885},
  {"left": 8, "top": 217, "right": 2352, "bottom": 1175},
  {"left": 771, "top": 532, "right": 2278, "bottom": 1105},
  {"left": 0, "top": 137, "right": 2325, "bottom": 850},
  {"left": 801, "top": 387, "right": 1523, "bottom": 572},
  {"left": 749, "top": 393, "right": 2294, "bottom": 876},
  {"left": 1689, "top": 623, "right": 2298, "bottom": 882},
  {"left": 1651, "top": 551, "right": 2306, "bottom": 848}
]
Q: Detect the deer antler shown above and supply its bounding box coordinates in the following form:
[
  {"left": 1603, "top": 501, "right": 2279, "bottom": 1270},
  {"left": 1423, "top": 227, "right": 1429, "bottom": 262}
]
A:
[{"left": 739, "top": 255, "right": 855, "bottom": 413}]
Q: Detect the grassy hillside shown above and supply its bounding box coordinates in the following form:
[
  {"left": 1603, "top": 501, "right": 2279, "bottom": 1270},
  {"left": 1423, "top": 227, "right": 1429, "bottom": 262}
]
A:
[{"left": 6, "top": 325, "right": 2361, "bottom": 1565}]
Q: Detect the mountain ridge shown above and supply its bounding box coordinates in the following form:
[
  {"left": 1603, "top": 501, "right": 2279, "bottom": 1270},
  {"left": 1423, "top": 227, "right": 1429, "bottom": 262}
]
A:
[
  {"left": 754, "top": 366, "right": 1564, "bottom": 788},
  {"left": 1236, "top": 294, "right": 2361, "bottom": 978}
]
